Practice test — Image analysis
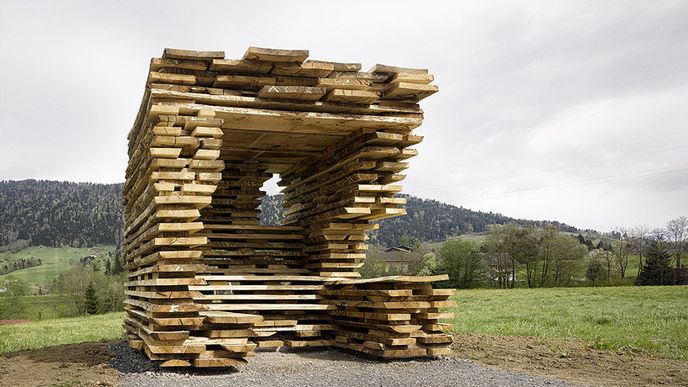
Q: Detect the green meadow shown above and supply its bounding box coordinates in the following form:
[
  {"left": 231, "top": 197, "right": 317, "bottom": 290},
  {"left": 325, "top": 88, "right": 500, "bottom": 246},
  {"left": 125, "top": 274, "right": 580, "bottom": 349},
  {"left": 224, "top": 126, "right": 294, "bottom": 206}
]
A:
[
  {"left": 0, "top": 245, "right": 114, "bottom": 287},
  {"left": 451, "top": 286, "right": 688, "bottom": 360}
]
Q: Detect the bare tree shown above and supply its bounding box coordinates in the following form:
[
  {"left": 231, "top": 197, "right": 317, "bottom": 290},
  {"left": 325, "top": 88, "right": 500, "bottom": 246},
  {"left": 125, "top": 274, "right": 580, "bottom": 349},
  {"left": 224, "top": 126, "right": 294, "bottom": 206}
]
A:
[
  {"left": 502, "top": 225, "right": 538, "bottom": 288},
  {"left": 484, "top": 226, "right": 512, "bottom": 289},
  {"left": 666, "top": 216, "right": 688, "bottom": 269},
  {"left": 612, "top": 227, "right": 632, "bottom": 279},
  {"left": 629, "top": 225, "right": 650, "bottom": 277},
  {"left": 537, "top": 226, "right": 558, "bottom": 286}
]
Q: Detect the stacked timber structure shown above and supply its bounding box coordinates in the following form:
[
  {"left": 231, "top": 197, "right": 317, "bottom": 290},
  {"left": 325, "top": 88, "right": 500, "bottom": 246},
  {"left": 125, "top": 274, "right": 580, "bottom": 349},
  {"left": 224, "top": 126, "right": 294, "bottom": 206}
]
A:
[{"left": 124, "top": 47, "right": 454, "bottom": 367}]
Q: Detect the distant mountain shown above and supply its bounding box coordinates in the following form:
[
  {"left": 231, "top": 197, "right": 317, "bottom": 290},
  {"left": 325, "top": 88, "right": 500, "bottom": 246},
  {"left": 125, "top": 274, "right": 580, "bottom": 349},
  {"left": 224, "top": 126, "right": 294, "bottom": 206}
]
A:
[
  {"left": 0, "top": 180, "right": 123, "bottom": 247},
  {"left": 259, "top": 194, "right": 579, "bottom": 247},
  {"left": 0, "top": 180, "right": 579, "bottom": 249}
]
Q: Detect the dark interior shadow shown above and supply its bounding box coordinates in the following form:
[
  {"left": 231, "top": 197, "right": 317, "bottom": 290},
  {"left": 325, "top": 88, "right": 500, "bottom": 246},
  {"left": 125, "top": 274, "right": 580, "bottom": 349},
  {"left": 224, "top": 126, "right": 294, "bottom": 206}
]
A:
[{"left": 6, "top": 340, "right": 116, "bottom": 367}]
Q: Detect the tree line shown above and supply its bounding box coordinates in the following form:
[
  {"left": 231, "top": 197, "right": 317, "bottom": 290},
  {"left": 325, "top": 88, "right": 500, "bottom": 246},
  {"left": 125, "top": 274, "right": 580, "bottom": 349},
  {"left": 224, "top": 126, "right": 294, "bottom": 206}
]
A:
[
  {"left": 0, "top": 256, "right": 42, "bottom": 275},
  {"left": 416, "top": 224, "right": 589, "bottom": 288},
  {"left": 383, "top": 216, "right": 688, "bottom": 289},
  {"left": 0, "top": 180, "right": 581, "bottom": 251},
  {"left": 259, "top": 193, "right": 580, "bottom": 246},
  {"left": 590, "top": 217, "right": 688, "bottom": 286}
]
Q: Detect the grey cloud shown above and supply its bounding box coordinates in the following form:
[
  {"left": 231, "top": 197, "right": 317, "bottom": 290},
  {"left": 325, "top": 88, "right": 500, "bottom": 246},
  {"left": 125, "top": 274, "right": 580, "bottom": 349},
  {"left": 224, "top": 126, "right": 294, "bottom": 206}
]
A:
[{"left": 0, "top": 0, "right": 686, "bottom": 230}]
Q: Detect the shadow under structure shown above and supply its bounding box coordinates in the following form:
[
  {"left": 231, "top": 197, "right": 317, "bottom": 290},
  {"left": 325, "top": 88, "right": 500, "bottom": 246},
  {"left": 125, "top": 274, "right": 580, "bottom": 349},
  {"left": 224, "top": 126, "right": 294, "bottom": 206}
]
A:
[{"left": 123, "top": 46, "right": 455, "bottom": 368}]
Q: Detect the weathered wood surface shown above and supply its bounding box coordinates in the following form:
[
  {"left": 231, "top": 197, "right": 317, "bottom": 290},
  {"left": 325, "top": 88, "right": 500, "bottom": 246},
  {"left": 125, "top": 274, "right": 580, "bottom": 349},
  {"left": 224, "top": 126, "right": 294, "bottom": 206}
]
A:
[{"left": 124, "top": 46, "right": 446, "bottom": 367}]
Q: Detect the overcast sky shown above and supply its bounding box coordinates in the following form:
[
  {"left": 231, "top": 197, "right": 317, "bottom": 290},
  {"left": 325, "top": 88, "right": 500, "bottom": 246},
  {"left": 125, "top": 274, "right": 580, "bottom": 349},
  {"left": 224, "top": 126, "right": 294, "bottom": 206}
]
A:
[{"left": 1, "top": 0, "right": 686, "bottom": 231}]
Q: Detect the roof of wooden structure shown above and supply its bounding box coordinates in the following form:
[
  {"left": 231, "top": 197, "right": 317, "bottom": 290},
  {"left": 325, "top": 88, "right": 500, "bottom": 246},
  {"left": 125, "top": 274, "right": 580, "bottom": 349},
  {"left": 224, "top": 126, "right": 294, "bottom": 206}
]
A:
[{"left": 129, "top": 46, "right": 437, "bottom": 174}]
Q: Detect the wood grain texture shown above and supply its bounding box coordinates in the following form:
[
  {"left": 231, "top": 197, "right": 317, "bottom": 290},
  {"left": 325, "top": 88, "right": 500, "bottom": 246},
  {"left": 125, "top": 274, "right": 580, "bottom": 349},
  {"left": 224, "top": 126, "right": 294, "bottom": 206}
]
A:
[{"left": 124, "top": 46, "right": 447, "bottom": 367}]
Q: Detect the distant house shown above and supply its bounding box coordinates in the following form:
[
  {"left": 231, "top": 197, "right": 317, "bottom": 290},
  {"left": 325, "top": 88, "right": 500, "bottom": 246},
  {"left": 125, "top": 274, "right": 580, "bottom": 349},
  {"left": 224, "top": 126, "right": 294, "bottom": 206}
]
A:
[
  {"left": 384, "top": 246, "right": 413, "bottom": 253},
  {"left": 368, "top": 247, "right": 430, "bottom": 273}
]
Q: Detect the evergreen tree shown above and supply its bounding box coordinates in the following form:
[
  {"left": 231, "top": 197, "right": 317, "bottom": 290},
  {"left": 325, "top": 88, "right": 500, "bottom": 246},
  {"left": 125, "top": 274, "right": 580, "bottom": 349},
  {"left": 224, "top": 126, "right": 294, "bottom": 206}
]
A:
[
  {"left": 84, "top": 281, "right": 100, "bottom": 314},
  {"left": 637, "top": 241, "right": 673, "bottom": 286},
  {"left": 112, "top": 254, "right": 124, "bottom": 275}
]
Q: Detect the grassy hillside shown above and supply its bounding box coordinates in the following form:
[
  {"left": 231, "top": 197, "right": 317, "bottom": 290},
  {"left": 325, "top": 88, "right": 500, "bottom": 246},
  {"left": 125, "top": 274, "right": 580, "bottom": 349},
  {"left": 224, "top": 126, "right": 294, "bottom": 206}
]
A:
[
  {"left": 427, "top": 233, "right": 489, "bottom": 249},
  {"left": 0, "top": 180, "right": 586, "bottom": 251},
  {"left": 0, "top": 180, "right": 122, "bottom": 247},
  {"left": 0, "top": 245, "right": 114, "bottom": 287},
  {"left": 451, "top": 286, "right": 688, "bottom": 360},
  {"left": 260, "top": 194, "right": 582, "bottom": 247}
]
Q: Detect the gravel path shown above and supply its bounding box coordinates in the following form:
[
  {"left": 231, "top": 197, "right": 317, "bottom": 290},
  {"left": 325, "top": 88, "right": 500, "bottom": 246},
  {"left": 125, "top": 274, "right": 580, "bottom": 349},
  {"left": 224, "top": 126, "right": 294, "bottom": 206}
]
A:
[{"left": 109, "top": 342, "right": 573, "bottom": 387}]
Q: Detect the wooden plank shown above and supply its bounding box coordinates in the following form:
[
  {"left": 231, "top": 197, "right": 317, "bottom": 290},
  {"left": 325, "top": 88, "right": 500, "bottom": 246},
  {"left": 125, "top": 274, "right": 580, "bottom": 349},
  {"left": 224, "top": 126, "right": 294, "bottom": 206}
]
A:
[
  {"left": 243, "top": 46, "right": 309, "bottom": 63},
  {"left": 271, "top": 62, "right": 334, "bottom": 77},
  {"left": 195, "top": 294, "right": 320, "bottom": 301},
  {"left": 205, "top": 304, "right": 335, "bottom": 311},
  {"left": 306, "top": 60, "right": 361, "bottom": 72},
  {"left": 326, "top": 275, "right": 449, "bottom": 285},
  {"left": 151, "top": 58, "right": 208, "bottom": 71},
  {"left": 166, "top": 103, "right": 423, "bottom": 134},
  {"left": 199, "top": 275, "right": 329, "bottom": 282},
  {"left": 214, "top": 75, "right": 276, "bottom": 90},
  {"left": 210, "top": 59, "right": 273, "bottom": 74},
  {"left": 163, "top": 48, "right": 225, "bottom": 60},
  {"left": 189, "top": 285, "right": 325, "bottom": 291},
  {"left": 325, "top": 89, "right": 379, "bottom": 104},
  {"left": 369, "top": 64, "right": 428, "bottom": 75},
  {"left": 257, "top": 86, "right": 327, "bottom": 101},
  {"left": 383, "top": 82, "right": 438, "bottom": 101},
  {"left": 199, "top": 311, "right": 264, "bottom": 324}
]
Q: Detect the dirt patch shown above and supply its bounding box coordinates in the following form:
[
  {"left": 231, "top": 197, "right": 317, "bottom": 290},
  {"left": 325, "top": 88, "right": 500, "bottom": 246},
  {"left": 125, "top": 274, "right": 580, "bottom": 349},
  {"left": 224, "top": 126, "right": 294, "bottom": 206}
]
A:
[
  {"left": 2, "top": 337, "right": 686, "bottom": 386},
  {"left": 0, "top": 341, "right": 119, "bottom": 386},
  {"left": 0, "top": 320, "right": 31, "bottom": 325},
  {"left": 452, "top": 333, "right": 688, "bottom": 386}
]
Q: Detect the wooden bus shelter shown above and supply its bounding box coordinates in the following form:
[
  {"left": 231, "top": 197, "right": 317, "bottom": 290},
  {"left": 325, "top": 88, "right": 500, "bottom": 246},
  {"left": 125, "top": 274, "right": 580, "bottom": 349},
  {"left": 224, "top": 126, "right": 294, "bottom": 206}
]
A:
[{"left": 123, "top": 47, "right": 454, "bottom": 367}]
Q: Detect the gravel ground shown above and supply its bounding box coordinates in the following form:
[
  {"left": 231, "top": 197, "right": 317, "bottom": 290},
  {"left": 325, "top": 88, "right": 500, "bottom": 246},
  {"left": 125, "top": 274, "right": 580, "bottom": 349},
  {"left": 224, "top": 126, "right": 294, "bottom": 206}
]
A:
[{"left": 109, "top": 342, "right": 573, "bottom": 387}]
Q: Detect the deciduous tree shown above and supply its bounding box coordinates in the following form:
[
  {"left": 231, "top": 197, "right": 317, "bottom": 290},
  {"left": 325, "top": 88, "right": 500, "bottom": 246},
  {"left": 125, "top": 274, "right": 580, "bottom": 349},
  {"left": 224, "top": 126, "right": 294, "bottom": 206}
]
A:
[
  {"left": 437, "top": 239, "right": 486, "bottom": 288},
  {"left": 612, "top": 227, "right": 632, "bottom": 279},
  {"left": 666, "top": 216, "right": 688, "bottom": 270}
]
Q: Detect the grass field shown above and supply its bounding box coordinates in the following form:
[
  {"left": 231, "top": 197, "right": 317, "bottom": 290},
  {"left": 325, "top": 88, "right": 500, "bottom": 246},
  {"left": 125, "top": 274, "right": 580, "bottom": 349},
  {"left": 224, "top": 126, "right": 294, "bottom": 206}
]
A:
[
  {"left": 0, "top": 312, "right": 124, "bottom": 353},
  {"left": 0, "top": 245, "right": 114, "bottom": 287},
  {"left": 452, "top": 286, "right": 688, "bottom": 360},
  {"left": 2, "top": 286, "right": 686, "bottom": 362},
  {"left": 427, "top": 233, "right": 489, "bottom": 250}
]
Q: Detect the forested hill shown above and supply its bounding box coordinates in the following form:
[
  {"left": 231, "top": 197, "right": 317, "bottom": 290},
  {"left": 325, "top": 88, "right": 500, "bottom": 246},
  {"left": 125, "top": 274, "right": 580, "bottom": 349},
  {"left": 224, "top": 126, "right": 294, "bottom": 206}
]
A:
[
  {"left": 260, "top": 194, "right": 579, "bottom": 247},
  {"left": 0, "top": 180, "right": 578, "bottom": 249},
  {"left": 0, "top": 180, "right": 123, "bottom": 247}
]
